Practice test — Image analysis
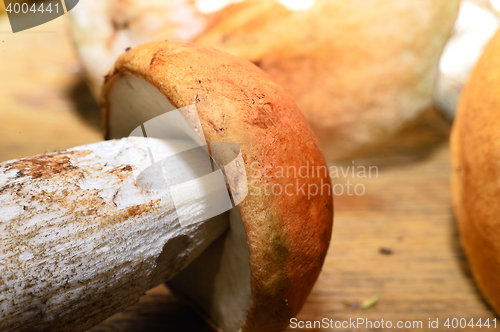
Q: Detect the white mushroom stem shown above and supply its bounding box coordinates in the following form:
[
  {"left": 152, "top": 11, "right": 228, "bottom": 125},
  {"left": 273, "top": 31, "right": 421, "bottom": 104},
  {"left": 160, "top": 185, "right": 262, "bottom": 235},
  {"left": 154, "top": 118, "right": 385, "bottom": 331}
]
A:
[{"left": 0, "top": 138, "right": 229, "bottom": 332}]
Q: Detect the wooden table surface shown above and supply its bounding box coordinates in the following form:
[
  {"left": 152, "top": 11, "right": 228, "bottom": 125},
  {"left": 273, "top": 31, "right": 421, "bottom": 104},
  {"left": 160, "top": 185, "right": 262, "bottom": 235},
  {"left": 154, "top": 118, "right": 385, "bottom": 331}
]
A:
[{"left": 0, "top": 14, "right": 497, "bottom": 332}]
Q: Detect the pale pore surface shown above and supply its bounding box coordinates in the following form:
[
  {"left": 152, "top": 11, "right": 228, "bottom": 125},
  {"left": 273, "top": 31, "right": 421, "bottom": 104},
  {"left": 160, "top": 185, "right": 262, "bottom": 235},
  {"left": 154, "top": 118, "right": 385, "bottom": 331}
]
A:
[
  {"left": 107, "top": 74, "right": 251, "bottom": 332},
  {"left": 169, "top": 207, "right": 251, "bottom": 332}
]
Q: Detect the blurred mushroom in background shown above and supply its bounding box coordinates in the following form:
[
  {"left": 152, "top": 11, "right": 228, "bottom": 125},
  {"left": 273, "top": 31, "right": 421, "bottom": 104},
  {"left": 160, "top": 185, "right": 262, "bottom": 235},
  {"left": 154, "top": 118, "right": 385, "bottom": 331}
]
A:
[
  {"left": 68, "top": 0, "right": 459, "bottom": 161},
  {"left": 67, "top": 0, "right": 216, "bottom": 98}
]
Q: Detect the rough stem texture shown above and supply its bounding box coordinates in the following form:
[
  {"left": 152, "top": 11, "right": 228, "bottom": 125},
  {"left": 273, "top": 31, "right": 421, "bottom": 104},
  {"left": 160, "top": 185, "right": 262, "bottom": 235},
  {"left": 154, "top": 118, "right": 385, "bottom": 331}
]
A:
[{"left": 0, "top": 138, "right": 228, "bottom": 332}]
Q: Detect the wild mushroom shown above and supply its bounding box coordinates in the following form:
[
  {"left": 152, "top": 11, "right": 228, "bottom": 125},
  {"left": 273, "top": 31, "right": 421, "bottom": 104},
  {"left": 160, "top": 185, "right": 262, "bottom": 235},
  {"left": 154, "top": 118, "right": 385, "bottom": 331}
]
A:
[
  {"left": 194, "top": 0, "right": 459, "bottom": 160},
  {"left": 0, "top": 41, "right": 333, "bottom": 332},
  {"left": 451, "top": 29, "right": 500, "bottom": 317}
]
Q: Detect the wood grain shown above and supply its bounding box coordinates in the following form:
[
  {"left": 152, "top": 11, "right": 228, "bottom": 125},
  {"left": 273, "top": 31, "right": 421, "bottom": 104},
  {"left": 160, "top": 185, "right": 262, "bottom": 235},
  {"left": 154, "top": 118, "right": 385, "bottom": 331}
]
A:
[
  {"left": 0, "top": 14, "right": 497, "bottom": 332},
  {"left": 0, "top": 14, "right": 101, "bottom": 163}
]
